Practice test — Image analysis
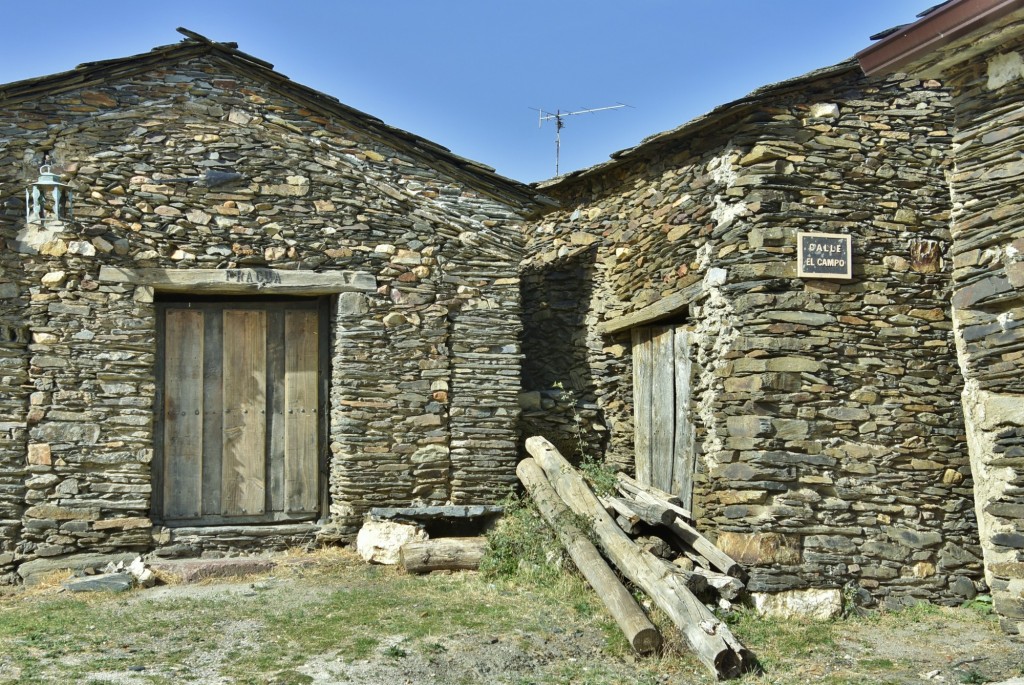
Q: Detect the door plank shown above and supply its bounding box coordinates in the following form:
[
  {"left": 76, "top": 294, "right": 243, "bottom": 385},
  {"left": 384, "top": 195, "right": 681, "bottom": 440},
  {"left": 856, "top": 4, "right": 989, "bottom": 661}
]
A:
[
  {"left": 201, "top": 309, "right": 224, "bottom": 517},
  {"left": 284, "top": 309, "right": 319, "bottom": 513},
  {"left": 163, "top": 309, "right": 204, "bottom": 519},
  {"left": 672, "top": 328, "right": 696, "bottom": 507},
  {"left": 649, "top": 326, "right": 676, "bottom": 492},
  {"left": 222, "top": 309, "right": 267, "bottom": 516},
  {"left": 632, "top": 328, "right": 654, "bottom": 486},
  {"left": 267, "top": 309, "right": 286, "bottom": 514}
]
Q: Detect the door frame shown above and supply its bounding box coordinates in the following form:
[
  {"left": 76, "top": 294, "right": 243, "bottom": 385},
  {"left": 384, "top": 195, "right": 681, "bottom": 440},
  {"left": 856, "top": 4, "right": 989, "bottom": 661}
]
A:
[
  {"left": 151, "top": 294, "right": 330, "bottom": 527},
  {"left": 632, "top": 323, "right": 696, "bottom": 509}
]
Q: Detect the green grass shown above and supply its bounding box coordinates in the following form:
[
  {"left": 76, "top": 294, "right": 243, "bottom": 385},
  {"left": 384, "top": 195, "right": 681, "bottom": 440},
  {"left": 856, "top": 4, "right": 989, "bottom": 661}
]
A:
[
  {"left": 0, "top": 540, "right": 1016, "bottom": 685},
  {"left": 0, "top": 545, "right": 637, "bottom": 684}
]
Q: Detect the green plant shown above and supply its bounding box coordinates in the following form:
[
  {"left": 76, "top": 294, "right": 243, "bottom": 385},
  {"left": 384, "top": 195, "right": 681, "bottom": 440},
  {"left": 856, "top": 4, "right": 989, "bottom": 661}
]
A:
[
  {"left": 552, "top": 381, "right": 616, "bottom": 495},
  {"left": 479, "top": 493, "right": 563, "bottom": 581},
  {"left": 960, "top": 670, "right": 991, "bottom": 684},
  {"left": 962, "top": 594, "right": 993, "bottom": 616}
]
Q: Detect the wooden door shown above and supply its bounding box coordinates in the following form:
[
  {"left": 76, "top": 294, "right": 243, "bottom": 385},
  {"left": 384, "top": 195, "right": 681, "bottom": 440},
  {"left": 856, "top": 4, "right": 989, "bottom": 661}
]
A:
[
  {"left": 156, "top": 299, "right": 323, "bottom": 525},
  {"left": 632, "top": 325, "right": 695, "bottom": 508}
]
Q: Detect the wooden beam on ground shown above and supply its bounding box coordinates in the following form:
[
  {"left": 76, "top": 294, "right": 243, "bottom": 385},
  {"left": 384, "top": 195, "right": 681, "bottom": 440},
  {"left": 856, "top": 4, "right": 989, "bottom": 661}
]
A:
[
  {"left": 616, "top": 472, "right": 692, "bottom": 521},
  {"left": 601, "top": 496, "right": 641, "bottom": 528},
  {"left": 399, "top": 538, "right": 489, "bottom": 574},
  {"left": 526, "top": 436, "right": 753, "bottom": 680},
  {"left": 665, "top": 518, "right": 744, "bottom": 580},
  {"left": 617, "top": 495, "right": 679, "bottom": 528},
  {"left": 518, "top": 458, "right": 662, "bottom": 655}
]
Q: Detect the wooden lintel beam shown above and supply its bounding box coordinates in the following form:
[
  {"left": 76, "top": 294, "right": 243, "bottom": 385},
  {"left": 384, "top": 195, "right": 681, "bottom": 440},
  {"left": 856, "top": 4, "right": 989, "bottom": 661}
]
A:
[
  {"left": 598, "top": 281, "right": 702, "bottom": 335},
  {"left": 98, "top": 266, "right": 377, "bottom": 295}
]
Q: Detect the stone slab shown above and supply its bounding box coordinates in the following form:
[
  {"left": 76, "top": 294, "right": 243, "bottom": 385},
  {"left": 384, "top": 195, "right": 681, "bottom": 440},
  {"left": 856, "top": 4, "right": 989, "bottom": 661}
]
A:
[
  {"left": 62, "top": 572, "right": 133, "bottom": 593},
  {"left": 146, "top": 557, "right": 277, "bottom": 583},
  {"left": 751, "top": 588, "right": 843, "bottom": 620},
  {"left": 18, "top": 552, "right": 140, "bottom": 585}
]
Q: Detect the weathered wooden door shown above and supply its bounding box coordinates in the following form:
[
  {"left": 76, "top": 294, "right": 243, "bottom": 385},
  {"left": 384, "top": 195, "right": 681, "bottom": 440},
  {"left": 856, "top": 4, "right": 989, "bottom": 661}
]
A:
[
  {"left": 632, "top": 325, "right": 696, "bottom": 508},
  {"left": 156, "top": 299, "right": 323, "bottom": 525}
]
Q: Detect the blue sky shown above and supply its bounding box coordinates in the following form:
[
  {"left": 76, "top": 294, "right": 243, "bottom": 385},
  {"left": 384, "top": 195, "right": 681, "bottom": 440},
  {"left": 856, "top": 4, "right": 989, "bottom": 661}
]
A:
[{"left": 2, "top": 1, "right": 931, "bottom": 183}]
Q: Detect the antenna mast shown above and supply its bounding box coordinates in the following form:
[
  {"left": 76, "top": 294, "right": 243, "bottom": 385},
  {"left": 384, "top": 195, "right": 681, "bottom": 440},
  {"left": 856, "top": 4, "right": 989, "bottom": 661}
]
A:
[{"left": 533, "top": 104, "right": 628, "bottom": 175}]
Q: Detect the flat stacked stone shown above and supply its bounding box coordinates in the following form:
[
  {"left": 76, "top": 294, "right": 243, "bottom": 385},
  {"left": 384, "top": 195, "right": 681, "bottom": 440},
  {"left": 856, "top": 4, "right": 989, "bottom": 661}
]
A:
[
  {"left": 522, "top": 63, "right": 979, "bottom": 607},
  {"left": 0, "top": 39, "right": 539, "bottom": 568},
  {"left": 927, "top": 41, "right": 1024, "bottom": 635}
]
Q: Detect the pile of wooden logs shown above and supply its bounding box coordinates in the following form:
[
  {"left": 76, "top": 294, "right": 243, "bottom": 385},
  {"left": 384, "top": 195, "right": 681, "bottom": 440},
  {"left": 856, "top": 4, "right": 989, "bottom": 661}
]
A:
[{"left": 520, "top": 436, "right": 754, "bottom": 680}]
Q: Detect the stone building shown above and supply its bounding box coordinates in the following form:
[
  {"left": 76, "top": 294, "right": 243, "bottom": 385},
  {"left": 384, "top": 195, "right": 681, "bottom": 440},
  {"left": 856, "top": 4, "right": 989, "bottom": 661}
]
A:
[
  {"left": 520, "top": 61, "right": 986, "bottom": 611},
  {"left": 0, "top": 18, "right": 1015, "bottom": 629},
  {"left": 0, "top": 29, "right": 546, "bottom": 580},
  {"left": 858, "top": 0, "right": 1024, "bottom": 636}
]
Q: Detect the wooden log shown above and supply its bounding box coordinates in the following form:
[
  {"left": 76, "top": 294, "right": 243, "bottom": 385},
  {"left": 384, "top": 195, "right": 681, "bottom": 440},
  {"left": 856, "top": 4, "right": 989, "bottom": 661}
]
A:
[
  {"left": 693, "top": 567, "right": 746, "bottom": 601},
  {"left": 399, "top": 537, "right": 488, "bottom": 573},
  {"left": 618, "top": 497, "right": 677, "bottom": 527},
  {"left": 526, "top": 436, "right": 753, "bottom": 680},
  {"left": 600, "top": 496, "right": 641, "bottom": 527},
  {"left": 615, "top": 481, "right": 742, "bottom": 577},
  {"left": 600, "top": 496, "right": 643, "bottom": 535},
  {"left": 682, "top": 548, "right": 712, "bottom": 571},
  {"left": 615, "top": 514, "right": 642, "bottom": 536},
  {"left": 518, "top": 459, "right": 662, "bottom": 655},
  {"left": 655, "top": 558, "right": 711, "bottom": 597},
  {"left": 616, "top": 472, "right": 693, "bottom": 521},
  {"left": 616, "top": 472, "right": 683, "bottom": 505},
  {"left": 665, "top": 518, "right": 745, "bottom": 580}
]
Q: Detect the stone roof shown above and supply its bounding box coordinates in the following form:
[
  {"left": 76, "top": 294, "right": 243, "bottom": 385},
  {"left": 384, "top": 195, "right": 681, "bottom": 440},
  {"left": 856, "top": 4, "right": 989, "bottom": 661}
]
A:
[
  {"left": 536, "top": 60, "right": 862, "bottom": 191},
  {"left": 0, "top": 27, "right": 554, "bottom": 215}
]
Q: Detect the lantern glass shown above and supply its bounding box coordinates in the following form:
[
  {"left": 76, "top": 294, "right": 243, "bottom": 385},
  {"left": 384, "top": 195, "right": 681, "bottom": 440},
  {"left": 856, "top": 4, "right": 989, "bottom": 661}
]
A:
[{"left": 25, "top": 165, "right": 72, "bottom": 223}]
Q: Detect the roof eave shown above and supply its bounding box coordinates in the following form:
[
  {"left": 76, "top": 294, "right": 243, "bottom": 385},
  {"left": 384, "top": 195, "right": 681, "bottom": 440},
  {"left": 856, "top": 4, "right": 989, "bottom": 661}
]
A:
[
  {"left": 0, "top": 28, "right": 551, "bottom": 214},
  {"left": 857, "top": 0, "right": 1024, "bottom": 76},
  {"left": 537, "top": 61, "right": 862, "bottom": 192}
]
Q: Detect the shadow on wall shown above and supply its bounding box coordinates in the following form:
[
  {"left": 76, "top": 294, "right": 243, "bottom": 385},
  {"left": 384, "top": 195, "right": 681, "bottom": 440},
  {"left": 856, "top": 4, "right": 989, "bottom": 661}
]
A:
[{"left": 519, "top": 245, "right": 609, "bottom": 464}]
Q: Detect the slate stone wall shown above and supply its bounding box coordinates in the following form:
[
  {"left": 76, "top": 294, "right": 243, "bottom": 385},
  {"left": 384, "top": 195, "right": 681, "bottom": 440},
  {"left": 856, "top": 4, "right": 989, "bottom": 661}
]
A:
[
  {"left": 522, "top": 65, "right": 982, "bottom": 606},
  {"left": 0, "top": 279, "right": 28, "bottom": 580},
  {"left": 0, "top": 53, "right": 530, "bottom": 575},
  {"left": 937, "top": 39, "right": 1024, "bottom": 635}
]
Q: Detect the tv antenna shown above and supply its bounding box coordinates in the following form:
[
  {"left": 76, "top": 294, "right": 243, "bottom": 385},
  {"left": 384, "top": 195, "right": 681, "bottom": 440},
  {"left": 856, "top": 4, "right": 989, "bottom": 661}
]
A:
[{"left": 532, "top": 103, "right": 629, "bottom": 175}]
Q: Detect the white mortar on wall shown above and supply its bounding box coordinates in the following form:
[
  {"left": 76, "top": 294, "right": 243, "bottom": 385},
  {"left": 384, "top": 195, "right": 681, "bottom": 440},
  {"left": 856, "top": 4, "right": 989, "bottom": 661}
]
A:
[{"left": 987, "top": 52, "right": 1024, "bottom": 90}]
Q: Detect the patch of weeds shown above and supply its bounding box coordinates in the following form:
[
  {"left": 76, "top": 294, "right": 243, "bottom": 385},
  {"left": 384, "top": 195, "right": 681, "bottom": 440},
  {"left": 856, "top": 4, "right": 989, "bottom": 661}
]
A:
[
  {"left": 726, "top": 607, "right": 837, "bottom": 666},
  {"left": 421, "top": 641, "right": 446, "bottom": 655},
  {"left": 897, "top": 601, "right": 942, "bottom": 622},
  {"left": 579, "top": 456, "right": 618, "bottom": 496},
  {"left": 595, "top": 617, "right": 632, "bottom": 657},
  {"left": 960, "top": 670, "right": 991, "bottom": 684},
  {"left": 382, "top": 644, "right": 408, "bottom": 659},
  {"left": 480, "top": 493, "right": 563, "bottom": 582},
  {"left": 551, "top": 381, "right": 616, "bottom": 495},
  {"left": 962, "top": 595, "right": 993, "bottom": 616},
  {"left": 343, "top": 636, "right": 378, "bottom": 660},
  {"left": 267, "top": 671, "right": 313, "bottom": 685},
  {"left": 859, "top": 657, "right": 895, "bottom": 669},
  {"left": 573, "top": 597, "right": 595, "bottom": 617}
]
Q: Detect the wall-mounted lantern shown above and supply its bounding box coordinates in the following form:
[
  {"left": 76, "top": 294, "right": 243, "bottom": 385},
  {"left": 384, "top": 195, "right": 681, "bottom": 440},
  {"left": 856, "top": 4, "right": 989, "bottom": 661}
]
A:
[{"left": 25, "top": 165, "right": 73, "bottom": 223}]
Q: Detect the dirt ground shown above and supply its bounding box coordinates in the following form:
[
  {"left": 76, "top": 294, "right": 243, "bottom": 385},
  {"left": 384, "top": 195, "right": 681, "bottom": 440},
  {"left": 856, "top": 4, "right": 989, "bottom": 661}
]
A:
[{"left": 1, "top": 551, "right": 1023, "bottom": 685}]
